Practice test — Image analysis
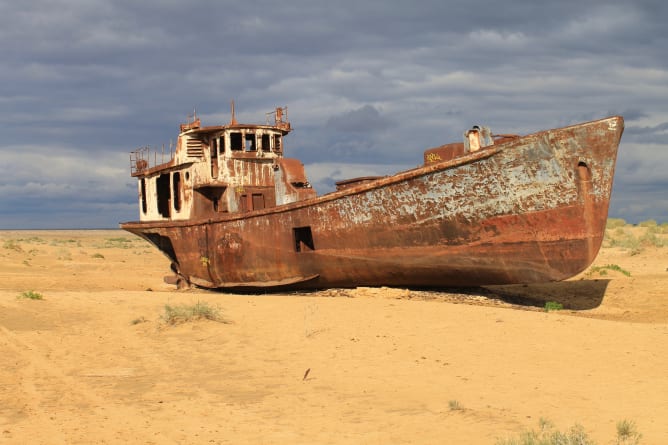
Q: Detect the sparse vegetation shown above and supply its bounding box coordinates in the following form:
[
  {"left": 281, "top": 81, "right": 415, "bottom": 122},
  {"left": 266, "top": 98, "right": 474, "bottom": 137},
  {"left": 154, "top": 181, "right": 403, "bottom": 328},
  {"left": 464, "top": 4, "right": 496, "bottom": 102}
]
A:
[
  {"left": 91, "top": 252, "right": 105, "bottom": 259},
  {"left": 448, "top": 400, "right": 463, "bottom": 411},
  {"left": 604, "top": 219, "right": 667, "bottom": 253},
  {"left": 496, "top": 418, "right": 642, "bottom": 445},
  {"left": 606, "top": 218, "right": 627, "bottom": 229},
  {"left": 639, "top": 229, "right": 664, "bottom": 248},
  {"left": 3, "top": 237, "right": 47, "bottom": 250},
  {"left": 588, "top": 264, "right": 631, "bottom": 277},
  {"left": 496, "top": 418, "right": 594, "bottom": 445},
  {"left": 637, "top": 219, "right": 657, "bottom": 228},
  {"left": 616, "top": 419, "right": 642, "bottom": 445},
  {"left": 57, "top": 248, "right": 73, "bottom": 261},
  {"left": 3, "top": 239, "right": 23, "bottom": 252},
  {"left": 130, "top": 316, "right": 147, "bottom": 325},
  {"left": 49, "top": 239, "right": 81, "bottom": 247},
  {"left": 544, "top": 301, "right": 563, "bottom": 312},
  {"left": 103, "top": 237, "right": 135, "bottom": 249},
  {"left": 17, "top": 290, "right": 44, "bottom": 300},
  {"left": 660, "top": 222, "right": 668, "bottom": 234},
  {"left": 606, "top": 230, "right": 642, "bottom": 254},
  {"left": 160, "top": 301, "right": 226, "bottom": 325}
]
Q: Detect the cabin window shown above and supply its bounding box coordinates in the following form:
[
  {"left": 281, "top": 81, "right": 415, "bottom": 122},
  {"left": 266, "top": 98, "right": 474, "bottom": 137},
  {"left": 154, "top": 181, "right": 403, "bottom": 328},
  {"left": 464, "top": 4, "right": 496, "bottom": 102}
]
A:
[
  {"left": 220, "top": 135, "right": 226, "bottom": 154},
  {"left": 156, "top": 173, "right": 171, "bottom": 218},
  {"left": 273, "top": 134, "right": 282, "bottom": 152},
  {"left": 245, "top": 133, "right": 256, "bottom": 151},
  {"left": 261, "top": 134, "right": 270, "bottom": 152},
  {"left": 293, "top": 226, "right": 315, "bottom": 252},
  {"left": 140, "top": 178, "right": 147, "bottom": 214},
  {"left": 230, "top": 132, "right": 243, "bottom": 151},
  {"left": 172, "top": 172, "right": 182, "bottom": 212}
]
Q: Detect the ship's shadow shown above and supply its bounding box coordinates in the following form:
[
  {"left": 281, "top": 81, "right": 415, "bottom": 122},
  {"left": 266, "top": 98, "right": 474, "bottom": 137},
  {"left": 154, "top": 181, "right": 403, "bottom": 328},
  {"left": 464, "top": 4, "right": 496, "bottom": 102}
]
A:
[
  {"left": 228, "top": 279, "right": 610, "bottom": 311},
  {"left": 479, "top": 279, "right": 610, "bottom": 310}
]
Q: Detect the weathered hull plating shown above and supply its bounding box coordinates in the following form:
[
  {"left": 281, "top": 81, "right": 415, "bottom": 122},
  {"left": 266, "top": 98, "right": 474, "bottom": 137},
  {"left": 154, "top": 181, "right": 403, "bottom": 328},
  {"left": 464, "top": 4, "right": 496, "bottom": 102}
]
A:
[{"left": 122, "top": 116, "right": 623, "bottom": 290}]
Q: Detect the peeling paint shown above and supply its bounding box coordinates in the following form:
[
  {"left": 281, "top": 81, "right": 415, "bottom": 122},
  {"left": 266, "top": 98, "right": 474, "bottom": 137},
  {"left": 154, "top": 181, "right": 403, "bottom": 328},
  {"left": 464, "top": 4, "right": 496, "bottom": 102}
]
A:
[{"left": 122, "top": 112, "right": 624, "bottom": 290}]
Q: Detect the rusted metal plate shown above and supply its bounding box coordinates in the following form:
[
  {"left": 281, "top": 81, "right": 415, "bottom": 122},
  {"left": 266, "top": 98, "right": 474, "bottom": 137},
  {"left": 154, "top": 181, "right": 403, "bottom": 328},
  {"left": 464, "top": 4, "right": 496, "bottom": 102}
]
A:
[{"left": 122, "top": 111, "right": 623, "bottom": 290}]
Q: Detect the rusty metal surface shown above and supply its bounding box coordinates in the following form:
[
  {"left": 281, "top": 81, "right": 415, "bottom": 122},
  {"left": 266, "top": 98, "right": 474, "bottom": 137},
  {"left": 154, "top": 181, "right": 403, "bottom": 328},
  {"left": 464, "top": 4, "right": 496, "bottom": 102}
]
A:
[{"left": 121, "top": 112, "right": 624, "bottom": 290}]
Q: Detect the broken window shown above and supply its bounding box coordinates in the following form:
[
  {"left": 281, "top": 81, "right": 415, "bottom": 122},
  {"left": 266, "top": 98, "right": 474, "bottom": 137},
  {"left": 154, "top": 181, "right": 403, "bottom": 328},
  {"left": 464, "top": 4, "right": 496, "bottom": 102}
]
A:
[
  {"left": 245, "top": 133, "right": 256, "bottom": 151},
  {"left": 293, "top": 226, "right": 315, "bottom": 252},
  {"left": 273, "top": 134, "right": 282, "bottom": 152},
  {"left": 230, "top": 132, "right": 242, "bottom": 151},
  {"left": 172, "top": 172, "right": 182, "bottom": 212},
  {"left": 156, "top": 173, "right": 171, "bottom": 218},
  {"left": 261, "top": 134, "right": 270, "bottom": 152},
  {"left": 140, "top": 178, "right": 147, "bottom": 214}
]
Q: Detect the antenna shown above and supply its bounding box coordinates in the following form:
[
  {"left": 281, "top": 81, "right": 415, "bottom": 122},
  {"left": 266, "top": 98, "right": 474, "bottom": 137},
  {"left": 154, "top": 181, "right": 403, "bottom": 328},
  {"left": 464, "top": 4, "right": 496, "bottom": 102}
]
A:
[{"left": 230, "top": 100, "right": 238, "bottom": 125}]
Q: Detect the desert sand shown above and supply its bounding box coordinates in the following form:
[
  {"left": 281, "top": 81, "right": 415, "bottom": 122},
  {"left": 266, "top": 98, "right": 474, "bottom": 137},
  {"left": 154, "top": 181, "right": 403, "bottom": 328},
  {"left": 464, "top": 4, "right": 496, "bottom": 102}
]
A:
[{"left": 1, "top": 228, "right": 666, "bottom": 444}]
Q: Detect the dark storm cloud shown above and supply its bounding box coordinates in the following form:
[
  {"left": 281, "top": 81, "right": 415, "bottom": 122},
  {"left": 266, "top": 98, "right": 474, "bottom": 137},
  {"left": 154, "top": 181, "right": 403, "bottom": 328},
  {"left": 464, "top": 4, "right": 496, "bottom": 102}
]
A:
[
  {"left": 1, "top": 0, "right": 667, "bottom": 227},
  {"left": 624, "top": 122, "right": 668, "bottom": 144}
]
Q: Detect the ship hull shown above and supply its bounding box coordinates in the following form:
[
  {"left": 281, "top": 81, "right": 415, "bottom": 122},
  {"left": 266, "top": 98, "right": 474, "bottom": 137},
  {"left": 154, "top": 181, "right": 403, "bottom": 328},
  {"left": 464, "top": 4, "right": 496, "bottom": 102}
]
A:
[{"left": 122, "top": 116, "right": 623, "bottom": 290}]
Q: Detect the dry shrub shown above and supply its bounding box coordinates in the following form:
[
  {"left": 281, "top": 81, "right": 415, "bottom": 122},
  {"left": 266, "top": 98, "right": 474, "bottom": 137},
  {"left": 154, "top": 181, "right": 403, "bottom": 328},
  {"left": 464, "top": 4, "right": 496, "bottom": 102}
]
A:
[{"left": 160, "top": 301, "right": 227, "bottom": 325}]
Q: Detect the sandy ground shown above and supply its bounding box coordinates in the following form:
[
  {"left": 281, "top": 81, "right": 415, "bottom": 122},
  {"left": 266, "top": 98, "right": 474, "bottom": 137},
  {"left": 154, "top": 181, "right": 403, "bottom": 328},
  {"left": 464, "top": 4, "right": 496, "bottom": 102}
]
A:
[{"left": 1, "top": 229, "right": 667, "bottom": 444}]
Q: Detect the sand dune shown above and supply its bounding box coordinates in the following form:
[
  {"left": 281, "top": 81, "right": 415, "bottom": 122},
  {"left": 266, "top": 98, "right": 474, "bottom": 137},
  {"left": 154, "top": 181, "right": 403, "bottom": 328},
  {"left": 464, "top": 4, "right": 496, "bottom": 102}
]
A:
[{"left": 1, "top": 229, "right": 666, "bottom": 444}]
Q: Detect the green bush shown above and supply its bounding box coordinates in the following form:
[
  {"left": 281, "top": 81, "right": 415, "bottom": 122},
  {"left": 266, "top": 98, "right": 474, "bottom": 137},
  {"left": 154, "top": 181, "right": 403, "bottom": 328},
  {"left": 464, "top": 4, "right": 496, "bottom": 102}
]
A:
[
  {"left": 588, "top": 264, "right": 631, "bottom": 277},
  {"left": 544, "top": 301, "right": 564, "bottom": 312},
  {"left": 17, "top": 290, "right": 44, "bottom": 300}
]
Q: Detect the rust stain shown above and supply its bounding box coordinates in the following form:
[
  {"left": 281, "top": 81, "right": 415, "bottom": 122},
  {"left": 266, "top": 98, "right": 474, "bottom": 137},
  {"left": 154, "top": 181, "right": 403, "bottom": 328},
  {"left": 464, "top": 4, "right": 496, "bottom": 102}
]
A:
[{"left": 121, "top": 107, "right": 624, "bottom": 290}]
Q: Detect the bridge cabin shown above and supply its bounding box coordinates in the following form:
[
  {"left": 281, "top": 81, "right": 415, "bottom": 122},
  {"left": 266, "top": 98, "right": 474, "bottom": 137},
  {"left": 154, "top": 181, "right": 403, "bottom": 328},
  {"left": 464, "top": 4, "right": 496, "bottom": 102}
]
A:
[{"left": 130, "top": 107, "right": 316, "bottom": 222}]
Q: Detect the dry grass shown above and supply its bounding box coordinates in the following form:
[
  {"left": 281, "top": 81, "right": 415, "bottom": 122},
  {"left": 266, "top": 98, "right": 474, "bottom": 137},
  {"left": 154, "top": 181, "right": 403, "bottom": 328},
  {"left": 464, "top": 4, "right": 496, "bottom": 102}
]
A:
[
  {"left": 495, "top": 417, "right": 642, "bottom": 445},
  {"left": 603, "top": 219, "right": 667, "bottom": 254},
  {"left": 160, "top": 301, "right": 227, "bottom": 325}
]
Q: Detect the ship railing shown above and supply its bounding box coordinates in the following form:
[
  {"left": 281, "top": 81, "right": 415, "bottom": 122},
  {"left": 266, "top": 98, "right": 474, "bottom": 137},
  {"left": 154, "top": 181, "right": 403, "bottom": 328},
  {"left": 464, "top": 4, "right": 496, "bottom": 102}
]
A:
[
  {"left": 265, "top": 106, "right": 290, "bottom": 131},
  {"left": 129, "top": 143, "right": 175, "bottom": 175}
]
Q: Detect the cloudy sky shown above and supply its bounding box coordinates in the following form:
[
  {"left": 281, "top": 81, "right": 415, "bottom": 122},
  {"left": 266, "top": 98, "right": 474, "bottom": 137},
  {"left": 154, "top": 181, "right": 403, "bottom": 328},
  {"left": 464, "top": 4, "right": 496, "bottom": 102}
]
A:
[{"left": 1, "top": 0, "right": 666, "bottom": 228}]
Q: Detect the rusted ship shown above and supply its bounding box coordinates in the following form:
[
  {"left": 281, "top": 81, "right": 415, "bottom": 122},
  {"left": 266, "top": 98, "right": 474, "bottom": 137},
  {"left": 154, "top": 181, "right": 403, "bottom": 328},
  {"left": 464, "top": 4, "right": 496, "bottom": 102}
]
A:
[{"left": 121, "top": 105, "right": 623, "bottom": 290}]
